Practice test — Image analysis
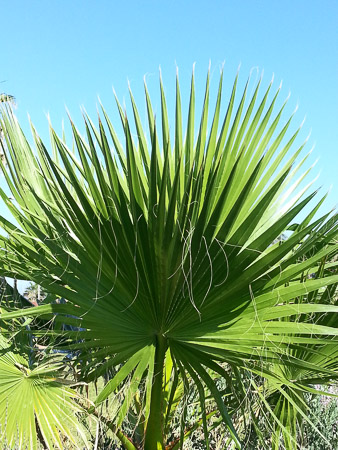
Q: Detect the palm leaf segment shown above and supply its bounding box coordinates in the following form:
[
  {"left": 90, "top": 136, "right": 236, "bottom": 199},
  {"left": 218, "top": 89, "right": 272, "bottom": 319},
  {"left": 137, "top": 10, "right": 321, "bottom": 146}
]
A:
[{"left": 0, "top": 68, "right": 337, "bottom": 447}]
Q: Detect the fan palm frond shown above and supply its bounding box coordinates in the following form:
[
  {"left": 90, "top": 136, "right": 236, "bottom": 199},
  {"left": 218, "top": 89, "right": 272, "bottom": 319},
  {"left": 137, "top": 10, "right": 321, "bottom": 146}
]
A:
[
  {"left": 0, "top": 68, "right": 337, "bottom": 448},
  {"left": 0, "top": 333, "right": 89, "bottom": 449}
]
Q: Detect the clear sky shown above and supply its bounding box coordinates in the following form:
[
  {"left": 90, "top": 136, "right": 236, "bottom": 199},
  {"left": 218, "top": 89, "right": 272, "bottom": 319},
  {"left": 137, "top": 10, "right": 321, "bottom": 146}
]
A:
[{"left": 1, "top": 0, "right": 337, "bottom": 289}]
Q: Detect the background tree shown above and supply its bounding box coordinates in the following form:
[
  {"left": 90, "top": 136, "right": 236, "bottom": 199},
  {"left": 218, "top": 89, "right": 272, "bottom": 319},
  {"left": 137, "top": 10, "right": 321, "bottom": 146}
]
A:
[{"left": 23, "top": 282, "right": 47, "bottom": 305}]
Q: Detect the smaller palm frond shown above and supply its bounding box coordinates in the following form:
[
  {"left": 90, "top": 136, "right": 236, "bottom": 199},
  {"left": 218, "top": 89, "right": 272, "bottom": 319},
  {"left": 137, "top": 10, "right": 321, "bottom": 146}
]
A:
[{"left": 0, "top": 333, "right": 89, "bottom": 449}]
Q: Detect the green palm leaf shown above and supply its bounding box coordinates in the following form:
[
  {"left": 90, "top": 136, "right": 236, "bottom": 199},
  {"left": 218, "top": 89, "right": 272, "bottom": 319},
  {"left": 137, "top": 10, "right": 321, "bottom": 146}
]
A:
[
  {"left": 0, "top": 333, "right": 89, "bottom": 449},
  {"left": 0, "top": 68, "right": 337, "bottom": 448}
]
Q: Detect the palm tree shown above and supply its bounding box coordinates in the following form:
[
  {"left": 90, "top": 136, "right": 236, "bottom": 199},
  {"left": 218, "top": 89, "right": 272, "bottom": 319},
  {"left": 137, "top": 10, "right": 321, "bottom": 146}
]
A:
[
  {"left": 0, "top": 68, "right": 337, "bottom": 449},
  {"left": 23, "top": 281, "right": 46, "bottom": 305}
]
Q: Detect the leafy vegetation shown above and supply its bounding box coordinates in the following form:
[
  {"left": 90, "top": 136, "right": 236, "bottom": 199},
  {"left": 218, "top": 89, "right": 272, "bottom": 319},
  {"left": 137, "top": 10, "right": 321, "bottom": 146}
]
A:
[
  {"left": 0, "top": 69, "right": 337, "bottom": 449},
  {"left": 301, "top": 388, "right": 338, "bottom": 449}
]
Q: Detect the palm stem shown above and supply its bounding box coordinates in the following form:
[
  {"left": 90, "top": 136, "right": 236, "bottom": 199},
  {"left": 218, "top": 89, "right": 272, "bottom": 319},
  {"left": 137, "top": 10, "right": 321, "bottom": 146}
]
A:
[{"left": 144, "top": 334, "right": 167, "bottom": 449}]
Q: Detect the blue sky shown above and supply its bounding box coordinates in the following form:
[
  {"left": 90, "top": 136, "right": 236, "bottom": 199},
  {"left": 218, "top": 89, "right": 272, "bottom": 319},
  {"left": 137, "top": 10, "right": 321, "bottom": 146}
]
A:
[{"left": 1, "top": 0, "right": 337, "bottom": 290}]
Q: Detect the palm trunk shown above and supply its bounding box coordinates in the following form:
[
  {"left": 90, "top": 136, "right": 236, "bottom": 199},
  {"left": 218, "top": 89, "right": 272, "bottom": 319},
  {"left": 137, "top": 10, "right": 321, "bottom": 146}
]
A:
[{"left": 144, "top": 334, "right": 167, "bottom": 450}]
